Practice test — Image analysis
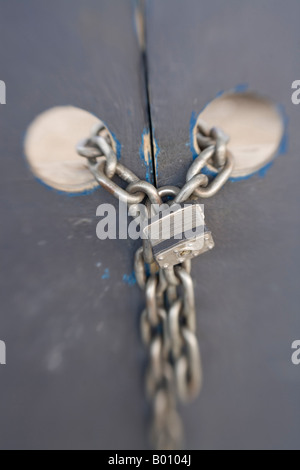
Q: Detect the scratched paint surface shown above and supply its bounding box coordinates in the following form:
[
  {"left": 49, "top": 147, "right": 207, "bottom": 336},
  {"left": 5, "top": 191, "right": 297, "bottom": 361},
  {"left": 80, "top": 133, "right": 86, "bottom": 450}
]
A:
[{"left": 140, "top": 128, "right": 159, "bottom": 184}]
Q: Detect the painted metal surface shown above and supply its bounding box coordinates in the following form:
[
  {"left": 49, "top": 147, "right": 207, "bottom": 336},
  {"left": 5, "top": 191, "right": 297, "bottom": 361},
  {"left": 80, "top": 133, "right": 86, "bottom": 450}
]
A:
[
  {"left": 0, "top": 0, "right": 149, "bottom": 449},
  {"left": 146, "top": 0, "right": 300, "bottom": 449},
  {"left": 0, "top": 0, "right": 299, "bottom": 450}
]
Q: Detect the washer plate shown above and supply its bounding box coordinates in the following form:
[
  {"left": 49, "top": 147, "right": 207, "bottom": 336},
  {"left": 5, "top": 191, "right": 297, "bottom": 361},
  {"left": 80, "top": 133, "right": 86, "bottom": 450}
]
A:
[
  {"left": 25, "top": 106, "right": 115, "bottom": 193},
  {"left": 193, "top": 92, "right": 284, "bottom": 178}
]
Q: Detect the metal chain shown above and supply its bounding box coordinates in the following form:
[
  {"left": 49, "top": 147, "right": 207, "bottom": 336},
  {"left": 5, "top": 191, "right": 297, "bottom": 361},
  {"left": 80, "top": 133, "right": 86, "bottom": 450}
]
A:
[
  {"left": 77, "top": 119, "right": 232, "bottom": 449},
  {"left": 135, "top": 249, "right": 202, "bottom": 449}
]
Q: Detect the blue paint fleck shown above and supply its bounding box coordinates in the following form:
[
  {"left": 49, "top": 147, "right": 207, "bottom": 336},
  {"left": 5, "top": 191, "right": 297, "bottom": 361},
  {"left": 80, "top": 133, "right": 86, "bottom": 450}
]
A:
[
  {"left": 233, "top": 83, "right": 249, "bottom": 93},
  {"left": 123, "top": 272, "right": 137, "bottom": 286},
  {"left": 153, "top": 131, "right": 160, "bottom": 178},
  {"left": 189, "top": 111, "right": 199, "bottom": 161},
  {"left": 109, "top": 129, "right": 122, "bottom": 161},
  {"left": 102, "top": 268, "right": 110, "bottom": 280},
  {"left": 257, "top": 161, "right": 274, "bottom": 178},
  {"left": 29, "top": 174, "right": 99, "bottom": 197},
  {"left": 215, "top": 89, "right": 225, "bottom": 98},
  {"left": 277, "top": 103, "right": 289, "bottom": 155},
  {"left": 190, "top": 84, "right": 288, "bottom": 182}
]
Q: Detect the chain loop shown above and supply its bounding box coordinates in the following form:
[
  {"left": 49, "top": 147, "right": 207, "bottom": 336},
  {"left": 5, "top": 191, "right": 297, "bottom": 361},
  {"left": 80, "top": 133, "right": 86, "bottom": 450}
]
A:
[
  {"left": 173, "top": 173, "right": 209, "bottom": 204},
  {"left": 90, "top": 135, "right": 118, "bottom": 179},
  {"left": 191, "top": 150, "right": 234, "bottom": 198},
  {"left": 76, "top": 120, "right": 112, "bottom": 161},
  {"left": 186, "top": 145, "right": 215, "bottom": 181},
  {"left": 88, "top": 159, "right": 145, "bottom": 204},
  {"left": 175, "top": 266, "right": 196, "bottom": 333},
  {"left": 175, "top": 328, "right": 203, "bottom": 403},
  {"left": 127, "top": 181, "right": 163, "bottom": 206},
  {"left": 135, "top": 253, "right": 202, "bottom": 449},
  {"left": 77, "top": 118, "right": 232, "bottom": 450}
]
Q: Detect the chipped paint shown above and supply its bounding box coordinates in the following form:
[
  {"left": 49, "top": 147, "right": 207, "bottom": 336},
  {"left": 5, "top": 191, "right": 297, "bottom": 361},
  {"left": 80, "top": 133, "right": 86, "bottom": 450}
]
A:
[
  {"left": 140, "top": 129, "right": 153, "bottom": 183},
  {"left": 72, "top": 218, "right": 93, "bottom": 226},
  {"left": 140, "top": 128, "right": 160, "bottom": 184},
  {"left": 152, "top": 132, "right": 160, "bottom": 182},
  {"left": 123, "top": 272, "right": 136, "bottom": 286},
  {"left": 102, "top": 268, "right": 110, "bottom": 280}
]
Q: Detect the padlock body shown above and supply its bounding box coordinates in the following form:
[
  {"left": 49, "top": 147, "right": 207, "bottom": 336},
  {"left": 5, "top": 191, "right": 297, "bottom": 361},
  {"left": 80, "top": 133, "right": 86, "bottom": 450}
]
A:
[{"left": 143, "top": 203, "right": 214, "bottom": 268}]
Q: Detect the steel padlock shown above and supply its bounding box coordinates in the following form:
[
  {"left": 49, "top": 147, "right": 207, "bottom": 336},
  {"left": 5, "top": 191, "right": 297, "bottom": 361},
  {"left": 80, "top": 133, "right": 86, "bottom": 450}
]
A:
[{"left": 143, "top": 202, "right": 214, "bottom": 268}]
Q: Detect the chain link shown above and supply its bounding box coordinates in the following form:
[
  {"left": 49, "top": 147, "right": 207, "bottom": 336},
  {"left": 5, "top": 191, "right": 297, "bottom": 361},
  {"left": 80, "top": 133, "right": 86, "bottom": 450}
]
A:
[
  {"left": 77, "top": 119, "right": 232, "bottom": 449},
  {"left": 77, "top": 119, "right": 231, "bottom": 206},
  {"left": 137, "top": 255, "right": 202, "bottom": 449}
]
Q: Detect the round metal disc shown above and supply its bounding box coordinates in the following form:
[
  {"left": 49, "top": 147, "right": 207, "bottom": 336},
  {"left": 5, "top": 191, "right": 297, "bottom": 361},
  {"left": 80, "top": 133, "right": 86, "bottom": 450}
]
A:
[
  {"left": 193, "top": 91, "right": 285, "bottom": 178},
  {"left": 24, "top": 106, "right": 116, "bottom": 193}
]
